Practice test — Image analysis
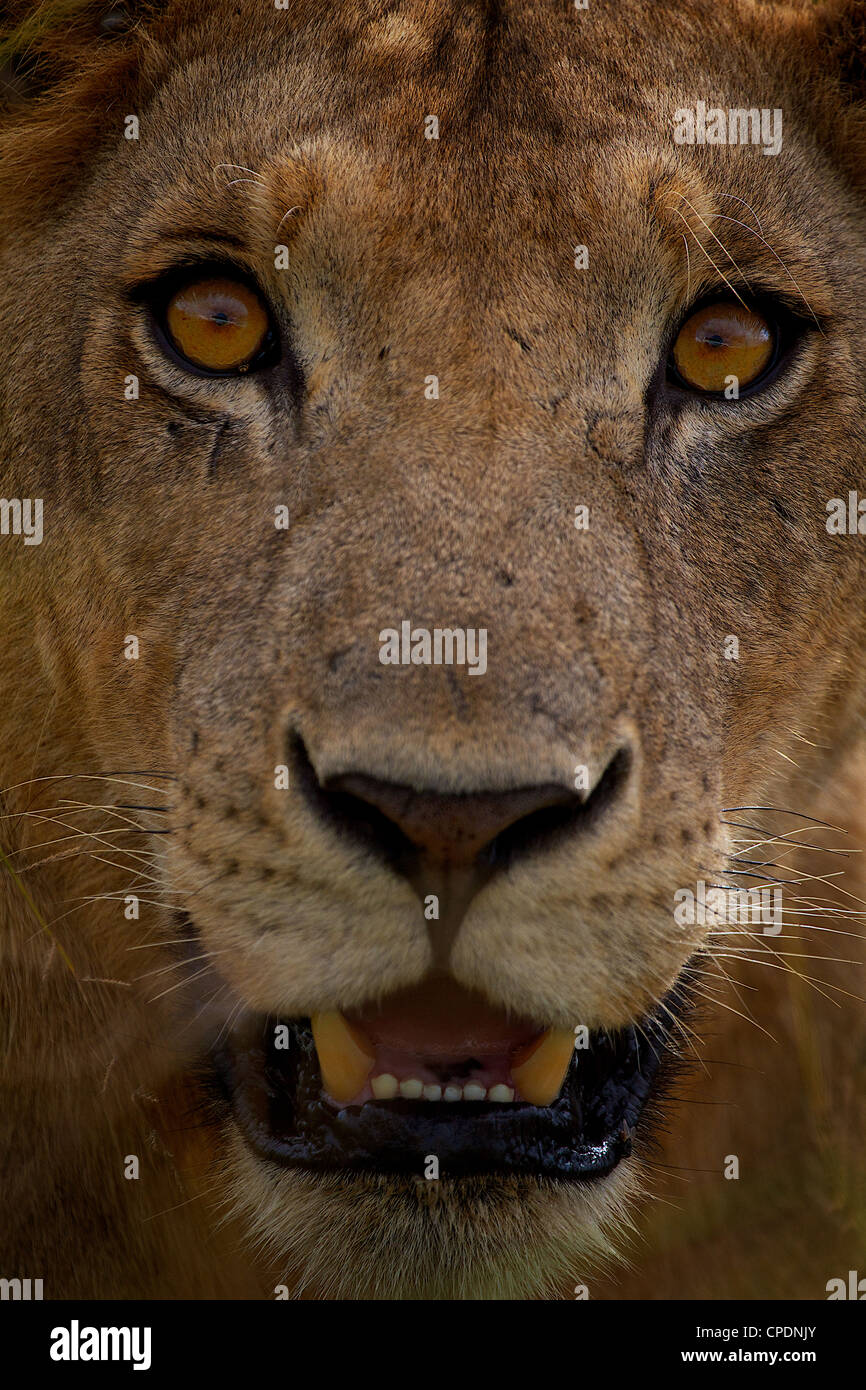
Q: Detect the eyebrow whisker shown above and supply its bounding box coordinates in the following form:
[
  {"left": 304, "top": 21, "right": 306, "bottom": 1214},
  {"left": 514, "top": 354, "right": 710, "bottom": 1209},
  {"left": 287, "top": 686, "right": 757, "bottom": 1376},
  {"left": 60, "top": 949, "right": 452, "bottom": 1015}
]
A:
[
  {"left": 665, "top": 205, "right": 750, "bottom": 311},
  {"left": 672, "top": 191, "right": 754, "bottom": 295},
  {"left": 709, "top": 212, "right": 825, "bottom": 334}
]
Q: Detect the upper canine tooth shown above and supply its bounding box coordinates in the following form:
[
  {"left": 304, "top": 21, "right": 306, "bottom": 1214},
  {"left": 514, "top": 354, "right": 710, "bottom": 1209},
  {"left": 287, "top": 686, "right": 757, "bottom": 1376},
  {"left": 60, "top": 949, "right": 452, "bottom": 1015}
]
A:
[
  {"left": 310, "top": 1011, "right": 375, "bottom": 1103},
  {"left": 511, "top": 1027, "right": 574, "bottom": 1106}
]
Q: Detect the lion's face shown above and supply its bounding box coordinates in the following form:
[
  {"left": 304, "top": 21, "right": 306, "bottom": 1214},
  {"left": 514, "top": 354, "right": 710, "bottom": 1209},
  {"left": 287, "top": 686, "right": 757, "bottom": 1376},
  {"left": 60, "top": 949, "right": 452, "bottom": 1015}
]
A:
[{"left": 3, "top": 0, "right": 866, "bottom": 1298}]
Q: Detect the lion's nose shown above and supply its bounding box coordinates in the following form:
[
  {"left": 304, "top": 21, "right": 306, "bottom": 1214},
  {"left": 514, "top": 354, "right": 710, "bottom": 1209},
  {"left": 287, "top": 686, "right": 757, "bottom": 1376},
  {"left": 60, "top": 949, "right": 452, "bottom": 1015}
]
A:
[
  {"left": 324, "top": 773, "right": 583, "bottom": 870},
  {"left": 292, "top": 735, "right": 633, "bottom": 907}
]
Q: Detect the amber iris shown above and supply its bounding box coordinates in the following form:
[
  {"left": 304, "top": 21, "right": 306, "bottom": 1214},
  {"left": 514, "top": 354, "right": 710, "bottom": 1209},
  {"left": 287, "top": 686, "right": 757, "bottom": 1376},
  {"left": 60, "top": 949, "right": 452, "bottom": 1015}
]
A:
[
  {"left": 165, "top": 276, "right": 270, "bottom": 371},
  {"left": 672, "top": 301, "right": 773, "bottom": 393}
]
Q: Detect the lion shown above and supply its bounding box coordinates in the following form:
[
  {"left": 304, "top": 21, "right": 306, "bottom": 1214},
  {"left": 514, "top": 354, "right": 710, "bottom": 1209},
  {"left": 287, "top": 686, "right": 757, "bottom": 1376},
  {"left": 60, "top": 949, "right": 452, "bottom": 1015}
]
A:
[{"left": 1, "top": 0, "right": 865, "bottom": 1302}]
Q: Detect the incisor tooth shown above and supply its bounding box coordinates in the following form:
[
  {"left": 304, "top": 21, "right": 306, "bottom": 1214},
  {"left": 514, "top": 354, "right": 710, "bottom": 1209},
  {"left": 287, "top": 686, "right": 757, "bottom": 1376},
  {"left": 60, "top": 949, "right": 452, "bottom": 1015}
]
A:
[
  {"left": 399, "top": 1078, "right": 424, "bottom": 1099},
  {"left": 463, "top": 1083, "right": 486, "bottom": 1101},
  {"left": 310, "top": 1011, "right": 375, "bottom": 1103},
  {"left": 371, "top": 1072, "right": 399, "bottom": 1099},
  {"left": 422, "top": 1084, "right": 442, "bottom": 1101},
  {"left": 511, "top": 1027, "right": 574, "bottom": 1106},
  {"left": 443, "top": 1085, "right": 462, "bottom": 1102}
]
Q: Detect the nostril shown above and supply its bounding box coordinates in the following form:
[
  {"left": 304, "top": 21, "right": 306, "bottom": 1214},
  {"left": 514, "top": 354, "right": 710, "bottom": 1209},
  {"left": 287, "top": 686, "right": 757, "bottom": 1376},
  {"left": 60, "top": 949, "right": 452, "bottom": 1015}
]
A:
[
  {"left": 328, "top": 774, "right": 580, "bottom": 869},
  {"left": 290, "top": 736, "right": 631, "bottom": 875},
  {"left": 484, "top": 747, "right": 631, "bottom": 869}
]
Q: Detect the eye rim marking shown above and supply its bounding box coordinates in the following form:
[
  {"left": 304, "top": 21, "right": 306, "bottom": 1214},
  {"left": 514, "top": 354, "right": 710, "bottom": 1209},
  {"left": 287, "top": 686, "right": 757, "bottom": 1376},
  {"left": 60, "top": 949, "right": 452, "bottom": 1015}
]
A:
[{"left": 662, "top": 285, "right": 824, "bottom": 406}]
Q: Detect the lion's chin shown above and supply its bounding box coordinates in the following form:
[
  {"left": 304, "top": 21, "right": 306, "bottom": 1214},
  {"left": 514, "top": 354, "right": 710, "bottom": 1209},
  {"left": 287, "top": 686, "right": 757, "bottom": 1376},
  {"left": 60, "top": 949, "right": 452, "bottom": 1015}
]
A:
[{"left": 221, "top": 1123, "right": 643, "bottom": 1299}]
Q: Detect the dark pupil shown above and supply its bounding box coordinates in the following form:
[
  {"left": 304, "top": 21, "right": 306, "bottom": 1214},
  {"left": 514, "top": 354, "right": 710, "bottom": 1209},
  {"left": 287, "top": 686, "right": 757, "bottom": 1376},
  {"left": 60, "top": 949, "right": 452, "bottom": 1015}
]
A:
[{"left": 212, "top": 310, "right": 231, "bottom": 326}]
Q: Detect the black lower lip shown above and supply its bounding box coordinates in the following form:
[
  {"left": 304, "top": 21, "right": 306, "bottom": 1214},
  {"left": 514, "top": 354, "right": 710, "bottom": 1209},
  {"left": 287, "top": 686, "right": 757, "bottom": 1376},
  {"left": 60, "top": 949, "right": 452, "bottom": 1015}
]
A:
[{"left": 215, "top": 1010, "right": 672, "bottom": 1181}]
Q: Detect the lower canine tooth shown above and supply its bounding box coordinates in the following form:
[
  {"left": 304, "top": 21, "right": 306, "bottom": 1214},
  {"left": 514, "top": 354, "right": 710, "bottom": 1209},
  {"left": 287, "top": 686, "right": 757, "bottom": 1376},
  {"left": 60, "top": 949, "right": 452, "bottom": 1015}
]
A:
[
  {"left": 463, "top": 1083, "right": 486, "bottom": 1101},
  {"left": 371, "top": 1072, "right": 399, "bottom": 1099},
  {"left": 399, "top": 1078, "right": 424, "bottom": 1099},
  {"left": 511, "top": 1027, "right": 574, "bottom": 1106},
  {"left": 310, "top": 1011, "right": 375, "bottom": 1103}
]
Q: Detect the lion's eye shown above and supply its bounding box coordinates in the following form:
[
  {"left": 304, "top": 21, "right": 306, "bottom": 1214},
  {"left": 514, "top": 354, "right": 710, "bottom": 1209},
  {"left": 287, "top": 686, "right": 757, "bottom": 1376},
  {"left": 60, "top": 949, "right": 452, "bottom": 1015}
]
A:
[
  {"left": 671, "top": 300, "right": 774, "bottom": 394},
  {"left": 163, "top": 275, "right": 273, "bottom": 372}
]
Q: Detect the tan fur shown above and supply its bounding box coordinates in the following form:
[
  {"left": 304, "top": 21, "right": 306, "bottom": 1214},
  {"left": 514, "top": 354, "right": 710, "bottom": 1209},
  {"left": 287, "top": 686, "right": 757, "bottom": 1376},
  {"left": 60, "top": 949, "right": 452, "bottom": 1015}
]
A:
[{"left": 1, "top": 0, "right": 865, "bottom": 1299}]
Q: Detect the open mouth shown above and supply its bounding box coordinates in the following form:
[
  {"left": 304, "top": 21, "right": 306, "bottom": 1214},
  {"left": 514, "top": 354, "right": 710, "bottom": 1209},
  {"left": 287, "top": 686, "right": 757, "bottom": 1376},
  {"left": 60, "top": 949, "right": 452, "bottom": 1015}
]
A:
[{"left": 215, "top": 977, "right": 674, "bottom": 1180}]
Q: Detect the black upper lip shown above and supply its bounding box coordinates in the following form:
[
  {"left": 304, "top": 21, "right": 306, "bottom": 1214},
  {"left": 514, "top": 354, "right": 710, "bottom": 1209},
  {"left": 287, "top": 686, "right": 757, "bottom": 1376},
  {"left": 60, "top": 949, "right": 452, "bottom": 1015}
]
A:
[{"left": 214, "top": 1008, "right": 675, "bottom": 1181}]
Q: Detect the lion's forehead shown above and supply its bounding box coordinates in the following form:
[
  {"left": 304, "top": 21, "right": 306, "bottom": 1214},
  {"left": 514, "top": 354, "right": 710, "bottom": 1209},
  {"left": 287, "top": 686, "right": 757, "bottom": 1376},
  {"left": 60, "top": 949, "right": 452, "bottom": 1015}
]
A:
[
  {"left": 124, "top": 0, "right": 838, "bottom": 323},
  {"left": 146, "top": 0, "right": 782, "bottom": 160}
]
